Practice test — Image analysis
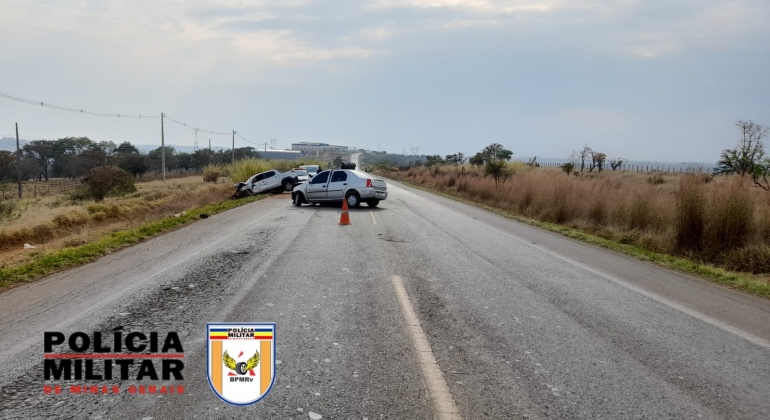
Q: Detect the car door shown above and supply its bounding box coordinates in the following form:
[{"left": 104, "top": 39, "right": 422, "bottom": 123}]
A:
[
  {"left": 248, "top": 173, "right": 265, "bottom": 193},
  {"left": 306, "top": 170, "right": 330, "bottom": 201},
  {"left": 326, "top": 170, "right": 348, "bottom": 200},
  {"left": 253, "top": 171, "right": 276, "bottom": 193},
  {"left": 265, "top": 171, "right": 280, "bottom": 190}
]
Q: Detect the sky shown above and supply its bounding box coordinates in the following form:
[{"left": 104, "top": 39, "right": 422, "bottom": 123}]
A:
[{"left": 0, "top": 0, "right": 768, "bottom": 162}]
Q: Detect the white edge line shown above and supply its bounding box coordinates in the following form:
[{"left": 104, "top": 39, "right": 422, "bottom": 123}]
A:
[
  {"left": 456, "top": 208, "right": 770, "bottom": 349},
  {"left": 369, "top": 211, "right": 378, "bottom": 225},
  {"left": 392, "top": 275, "right": 462, "bottom": 419}
]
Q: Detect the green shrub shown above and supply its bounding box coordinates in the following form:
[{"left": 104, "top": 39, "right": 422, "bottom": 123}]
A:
[
  {"left": 81, "top": 166, "right": 137, "bottom": 202},
  {"left": 0, "top": 200, "right": 15, "bottom": 219}
]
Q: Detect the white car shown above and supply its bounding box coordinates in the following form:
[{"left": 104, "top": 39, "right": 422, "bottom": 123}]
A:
[
  {"left": 291, "top": 169, "right": 387, "bottom": 208},
  {"left": 299, "top": 165, "right": 320, "bottom": 176},
  {"left": 293, "top": 169, "right": 309, "bottom": 183},
  {"left": 234, "top": 169, "right": 298, "bottom": 196}
]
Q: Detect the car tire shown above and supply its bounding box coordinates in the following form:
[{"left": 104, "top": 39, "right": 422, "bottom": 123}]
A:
[
  {"left": 345, "top": 191, "right": 361, "bottom": 208},
  {"left": 282, "top": 179, "right": 294, "bottom": 191},
  {"left": 366, "top": 199, "right": 380, "bottom": 208},
  {"left": 246, "top": 189, "right": 255, "bottom": 197},
  {"left": 293, "top": 193, "right": 303, "bottom": 207}
]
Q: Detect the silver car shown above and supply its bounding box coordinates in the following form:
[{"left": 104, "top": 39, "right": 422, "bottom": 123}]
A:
[{"left": 291, "top": 169, "right": 387, "bottom": 208}]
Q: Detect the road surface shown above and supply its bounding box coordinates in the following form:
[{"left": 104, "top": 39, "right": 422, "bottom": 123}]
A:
[{"left": 1, "top": 165, "right": 769, "bottom": 419}]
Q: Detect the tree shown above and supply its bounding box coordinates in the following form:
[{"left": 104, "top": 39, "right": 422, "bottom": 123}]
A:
[
  {"left": 716, "top": 120, "right": 768, "bottom": 176},
  {"left": 469, "top": 152, "right": 485, "bottom": 167},
  {"left": 589, "top": 151, "right": 606, "bottom": 172},
  {"left": 116, "top": 153, "right": 149, "bottom": 177},
  {"left": 22, "top": 140, "right": 56, "bottom": 180},
  {"left": 80, "top": 144, "right": 108, "bottom": 171},
  {"left": 148, "top": 146, "right": 176, "bottom": 171},
  {"left": 445, "top": 153, "right": 465, "bottom": 165},
  {"left": 425, "top": 155, "right": 445, "bottom": 166},
  {"left": 81, "top": 166, "right": 136, "bottom": 201},
  {"left": 610, "top": 158, "right": 625, "bottom": 171},
  {"left": 526, "top": 156, "right": 540, "bottom": 167},
  {"left": 577, "top": 145, "right": 592, "bottom": 172},
  {"left": 51, "top": 137, "right": 98, "bottom": 178},
  {"left": 99, "top": 141, "right": 118, "bottom": 155},
  {"left": 0, "top": 150, "right": 16, "bottom": 182},
  {"left": 484, "top": 161, "right": 513, "bottom": 187},
  {"left": 175, "top": 152, "right": 194, "bottom": 171},
  {"left": 561, "top": 162, "right": 575, "bottom": 176},
  {"left": 115, "top": 141, "right": 140, "bottom": 154},
  {"left": 482, "top": 143, "right": 513, "bottom": 164}
]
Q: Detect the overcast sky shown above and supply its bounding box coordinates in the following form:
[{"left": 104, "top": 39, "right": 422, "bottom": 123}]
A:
[{"left": 1, "top": 0, "right": 768, "bottom": 162}]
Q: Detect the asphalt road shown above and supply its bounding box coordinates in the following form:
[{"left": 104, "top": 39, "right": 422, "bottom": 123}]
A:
[{"left": 1, "top": 168, "right": 770, "bottom": 419}]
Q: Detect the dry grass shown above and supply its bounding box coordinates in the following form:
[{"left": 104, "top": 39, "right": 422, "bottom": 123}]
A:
[
  {"left": 228, "top": 158, "right": 324, "bottom": 183},
  {"left": 382, "top": 165, "right": 770, "bottom": 277},
  {"left": 0, "top": 176, "right": 235, "bottom": 268}
]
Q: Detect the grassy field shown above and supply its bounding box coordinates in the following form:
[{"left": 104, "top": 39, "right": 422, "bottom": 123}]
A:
[
  {"left": 0, "top": 176, "right": 238, "bottom": 269},
  {"left": 376, "top": 163, "right": 770, "bottom": 296}
]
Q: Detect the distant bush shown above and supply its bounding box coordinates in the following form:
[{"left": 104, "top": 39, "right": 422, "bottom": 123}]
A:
[
  {"left": 647, "top": 174, "right": 665, "bottom": 184},
  {"left": 81, "top": 166, "right": 137, "bottom": 202},
  {"left": 0, "top": 200, "right": 15, "bottom": 219},
  {"left": 203, "top": 164, "right": 223, "bottom": 183},
  {"left": 561, "top": 162, "right": 575, "bottom": 176}
]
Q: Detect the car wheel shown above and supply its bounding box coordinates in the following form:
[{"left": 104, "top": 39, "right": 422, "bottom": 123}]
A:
[
  {"left": 293, "top": 193, "right": 303, "bottom": 207},
  {"left": 366, "top": 199, "right": 380, "bottom": 208},
  {"left": 345, "top": 192, "right": 361, "bottom": 208},
  {"left": 282, "top": 179, "right": 294, "bottom": 191},
  {"left": 245, "top": 189, "right": 255, "bottom": 197}
]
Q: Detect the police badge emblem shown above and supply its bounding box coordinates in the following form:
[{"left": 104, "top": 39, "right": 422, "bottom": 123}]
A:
[{"left": 206, "top": 323, "right": 276, "bottom": 405}]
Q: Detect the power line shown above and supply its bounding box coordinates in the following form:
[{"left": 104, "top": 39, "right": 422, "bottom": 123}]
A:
[
  {"left": 0, "top": 90, "right": 157, "bottom": 118},
  {"left": 235, "top": 133, "right": 262, "bottom": 147},
  {"left": 1, "top": 90, "right": 266, "bottom": 151},
  {"left": 163, "top": 114, "right": 231, "bottom": 135}
]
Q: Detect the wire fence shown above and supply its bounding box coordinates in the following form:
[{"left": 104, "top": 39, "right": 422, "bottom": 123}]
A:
[{"left": 532, "top": 161, "right": 717, "bottom": 174}]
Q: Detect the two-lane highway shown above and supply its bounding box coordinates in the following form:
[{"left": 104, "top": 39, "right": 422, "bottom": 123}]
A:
[{"left": 1, "top": 175, "right": 769, "bottom": 419}]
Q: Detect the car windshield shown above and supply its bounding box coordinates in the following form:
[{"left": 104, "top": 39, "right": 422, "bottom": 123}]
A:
[{"left": 294, "top": 170, "right": 307, "bottom": 176}]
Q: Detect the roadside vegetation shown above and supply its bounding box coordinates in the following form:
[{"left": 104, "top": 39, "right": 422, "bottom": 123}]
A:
[
  {"left": 0, "top": 149, "right": 326, "bottom": 286},
  {"left": 372, "top": 121, "right": 770, "bottom": 296}
]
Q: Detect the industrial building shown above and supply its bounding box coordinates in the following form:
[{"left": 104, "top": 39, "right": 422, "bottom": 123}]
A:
[{"left": 291, "top": 142, "right": 350, "bottom": 153}]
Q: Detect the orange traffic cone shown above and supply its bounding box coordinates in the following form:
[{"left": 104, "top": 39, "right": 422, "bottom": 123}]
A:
[{"left": 339, "top": 199, "right": 351, "bottom": 225}]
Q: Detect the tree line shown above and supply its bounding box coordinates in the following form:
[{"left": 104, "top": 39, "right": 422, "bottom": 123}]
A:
[{"left": 0, "top": 138, "right": 263, "bottom": 182}]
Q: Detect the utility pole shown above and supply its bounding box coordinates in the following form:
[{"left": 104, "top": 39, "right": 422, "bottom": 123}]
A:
[
  {"left": 15, "top": 123, "right": 21, "bottom": 198},
  {"left": 194, "top": 128, "right": 198, "bottom": 150},
  {"left": 232, "top": 130, "right": 235, "bottom": 165},
  {"left": 209, "top": 138, "right": 211, "bottom": 151},
  {"left": 161, "top": 112, "right": 166, "bottom": 181}
]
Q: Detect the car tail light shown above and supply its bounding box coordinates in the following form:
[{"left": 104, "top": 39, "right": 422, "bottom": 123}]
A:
[{"left": 366, "top": 179, "right": 372, "bottom": 188}]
